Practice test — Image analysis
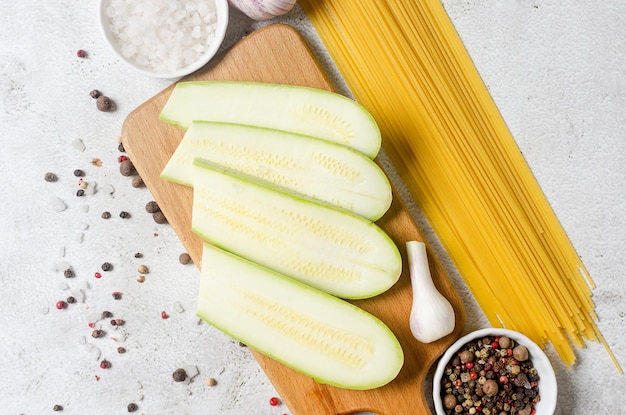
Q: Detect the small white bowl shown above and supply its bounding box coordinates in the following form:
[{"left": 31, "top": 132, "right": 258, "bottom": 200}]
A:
[
  {"left": 433, "top": 328, "right": 557, "bottom": 415},
  {"left": 98, "top": 0, "right": 229, "bottom": 78}
]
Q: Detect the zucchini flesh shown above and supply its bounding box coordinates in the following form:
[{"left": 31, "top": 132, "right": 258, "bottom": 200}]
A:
[
  {"left": 191, "top": 159, "right": 402, "bottom": 299},
  {"left": 197, "top": 243, "right": 404, "bottom": 390},
  {"left": 161, "top": 121, "right": 392, "bottom": 221},
  {"left": 158, "top": 81, "right": 382, "bottom": 158}
]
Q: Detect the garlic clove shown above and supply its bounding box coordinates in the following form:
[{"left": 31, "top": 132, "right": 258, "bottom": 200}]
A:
[
  {"left": 228, "top": 0, "right": 297, "bottom": 21},
  {"left": 406, "top": 241, "right": 455, "bottom": 344}
]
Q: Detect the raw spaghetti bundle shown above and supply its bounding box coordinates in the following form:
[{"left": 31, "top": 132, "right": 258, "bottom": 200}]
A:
[{"left": 299, "top": 0, "right": 621, "bottom": 371}]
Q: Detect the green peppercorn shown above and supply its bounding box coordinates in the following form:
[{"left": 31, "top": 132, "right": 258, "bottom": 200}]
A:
[{"left": 44, "top": 172, "right": 58, "bottom": 182}]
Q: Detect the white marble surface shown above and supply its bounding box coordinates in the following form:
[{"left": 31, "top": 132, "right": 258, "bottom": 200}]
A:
[{"left": 1, "top": 1, "right": 624, "bottom": 414}]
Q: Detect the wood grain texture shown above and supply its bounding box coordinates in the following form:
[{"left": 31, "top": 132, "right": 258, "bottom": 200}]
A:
[{"left": 121, "top": 24, "right": 465, "bottom": 415}]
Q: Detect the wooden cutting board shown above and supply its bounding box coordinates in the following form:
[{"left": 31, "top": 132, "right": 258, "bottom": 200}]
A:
[{"left": 121, "top": 23, "right": 466, "bottom": 415}]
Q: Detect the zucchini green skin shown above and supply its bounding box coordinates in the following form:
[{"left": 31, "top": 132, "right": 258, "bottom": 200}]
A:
[
  {"left": 191, "top": 159, "right": 402, "bottom": 300},
  {"left": 197, "top": 243, "right": 404, "bottom": 390},
  {"left": 158, "top": 81, "right": 382, "bottom": 158},
  {"left": 161, "top": 120, "right": 392, "bottom": 221}
]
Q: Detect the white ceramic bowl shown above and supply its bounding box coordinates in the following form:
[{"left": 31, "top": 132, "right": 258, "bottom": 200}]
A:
[
  {"left": 433, "top": 328, "right": 557, "bottom": 415},
  {"left": 98, "top": 0, "right": 229, "bottom": 78}
]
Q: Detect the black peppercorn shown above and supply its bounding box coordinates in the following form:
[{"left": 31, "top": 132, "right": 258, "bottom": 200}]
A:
[
  {"left": 53, "top": 404, "right": 63, "bottom": 411},
  {"left": 127, "top": 402, "right": 138, "bottom": 412},
  {"left": 63, "top": 268, "right": 74, "bottom": 278},
  {"left": 119, "top": 211, "right": 130, "bottom": 219},
  {"left": 101, "top": 262, "right": 112, "bottom": 271},
  {"left": 90, "top": 89, "right": 101, "bottom": 99},
  {"left": 73, "top": 169, "right": 85, "bottom": 177},
  {"left": 101, "top": 211, "right": 111, "bottom": 219},
  {"left": 66, "top": 296, "right": 76, "bottom": 304},
  {"left": 172, "top": 368, "right": 187, "bottom": 382},
  {"left": 118, "top": 142, "right": 125, "bottom": 152},
  {"left": 102, "top": 310, "right": 113, "bottom": 318},
  {"left": 76, "top": 189, "right": 85, "bottom": 197},
  {"left": 134, "top": 252, "right": 143, "bottom": 258},
  {"left": 92, "top": 329, "right": 105, "bottom": 338},
  {"left": 112, "top": 291, "right": 122, "bottom": 300}
]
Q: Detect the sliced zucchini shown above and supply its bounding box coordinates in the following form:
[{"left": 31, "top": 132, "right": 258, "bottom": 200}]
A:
[
  {"left": 158, "top": 81, "right": 381, "bottom": 158},
  {"left": 191, "top": 159, "right": 402, "bottom": 299},
  {"left": 161, "top": 121, "right": 392, "bottom": 221},
  {"left": 197, "top": 243, "right": 404, "bottom": 390}
]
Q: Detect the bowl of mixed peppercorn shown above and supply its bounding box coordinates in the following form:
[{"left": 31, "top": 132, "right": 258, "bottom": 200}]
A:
[{"left": 433, "top": 328, "right": 557, "bottom": 415}]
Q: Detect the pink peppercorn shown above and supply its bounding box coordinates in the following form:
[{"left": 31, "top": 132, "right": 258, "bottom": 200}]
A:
[
  {"left": 100, "top": 359, "right": 111, "bottom": 369},
  {"left": 465, "top": 362, "right": 474, "bottom": 369},
  {"left": 76, "top": 49, "right": 87, "bottom": 58},
  {"left": 118, "top": 155, "right": 128, "bottom": 163},
  {"left": 469, "top": 371, "right": 478, "bottom": 380},
  {"left": 56, "top": 300, "right": 67, "bottom": 310},
  {"left": 269, "top": 397, "right": 280, "bottom": 406},
  {"left": 499, "top": 375, "right": 508, "bottom": 384},
  {"left": 94, "top": 272, "right": 102, "bottom": 279},
  {"left": 161, "top": 311, "right": 169, "bottom": 319}
]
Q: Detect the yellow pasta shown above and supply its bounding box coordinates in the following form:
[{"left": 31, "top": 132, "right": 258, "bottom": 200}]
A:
[{"left": 300, "top": 0, "right": 622, "bottom": 371}]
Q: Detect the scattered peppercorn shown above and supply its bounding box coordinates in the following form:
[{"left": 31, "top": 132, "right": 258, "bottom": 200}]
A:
[
  {"left": 102, "top": 310, "right": 113, "bottom": 318},
  {"left": 153, "top": 211, "right": 168, "bottom": 224},
  {"left": 56, "top": 300, "right": 67, "bottom": 310},
  {"left": 119, "top": 211, "right": 130, "bottom": 219},
  {"left": 111, "top": 319, "right": 125, "bottom": 326},
  {"left": 269, "top": 397, "right": 280, "bottom": 406},
  {"left": 127, "top": 403, "right": 138, "bottom": 412},
  {"left": 53, "top": 404, "right": 64, "bottom": 411},
  {"left": 101, "top": 262, "right": 112, "bottom": 271},
  {"left": 101, "top": 211, "right": 111, "bottom": 219},
  {"left": 89, "top": 89, "right": 101, "bottom": 99},
  {"left": 63, "top": 268, "right": 74, "bottom": 278},
  {"left": 172, "top": 368, "right": 187, "bottom": 382},
  {"left": 118, "top": 142, "right": 125, "bottom": 152},
  {"left": 44, "top": 172, "right": 58, "bottom": 182},
  {"left": 136, "top": 275, "right": 145, "bottom": 283},
  {"left": 66, "top": 296, "right": 76, "bottom": 304},
  {"left": 134, "top": 252, "right": 143, "bottom": 258},
  {"left": 131, "top": 175, "right": 145, "bottom": 188},
  {"left": 76, "top": 189, "right": 85, "bottom": 197},
  {"left": 112, "top": 292, "right": 123, "bottom": 300},
  {"left": 117, "top": 347, "right": 126, "bottom": 354},
  {"left": 92, "top": 329, "right": 105, "bottom": 338},
  {"left": 161, "top": 311, "right": 169, "bottom": 319},
  {"left": 76, "top": 49, "right": 87, "bottom": 58},
  {"left": 100, "top": 359, "right": 111, "bottom": 369},
  {"left": 118, "top": 155, "right": 128, "bottom": 163},
  {"left": 73, "top": 169, "right": 85, "bottom": 177},
  {"left": 145, "top": 201, "right": 160, "bottom": 213},
  {"left": 96, "top": 95, "right": 112, "bottom": 112},
  {"left": 94, "top": 271, "right": 102, "bottom": 279},
  {"left": 137, "top": 265, "right": 149, "bottom": 274},
  {"left": 513, "top": 345, "right": 529, "bottom": 362},
  {"left": 119, "top": 159, "right": 135, "bottom": 176},
  {"left": 206, "top": 377, "right": 217, "bottom": 386},
  {"left": 179, "top": 253, "right": 192, "bottom": 265}
]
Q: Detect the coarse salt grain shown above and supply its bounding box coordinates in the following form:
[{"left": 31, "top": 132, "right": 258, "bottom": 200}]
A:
[{"left": 106, "top": 0, "right": 219, "bottom": 73}]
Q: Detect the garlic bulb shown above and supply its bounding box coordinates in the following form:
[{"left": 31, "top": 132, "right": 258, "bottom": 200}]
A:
[
  {"left": 406, "top": 241, "right": 455, "bottom": 343},
  {"left": 228, "top": 0, "right": 297, "bottom": 21}
]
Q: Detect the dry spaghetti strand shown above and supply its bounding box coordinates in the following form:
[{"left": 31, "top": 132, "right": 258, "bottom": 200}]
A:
[{"left": 299, "top": 0, "right": 622, "bottom": 373}]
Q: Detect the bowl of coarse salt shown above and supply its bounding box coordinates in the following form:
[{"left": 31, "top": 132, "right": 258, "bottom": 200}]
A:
[{"left": 98, "top": 0, "right": 229, "bottom": 78}]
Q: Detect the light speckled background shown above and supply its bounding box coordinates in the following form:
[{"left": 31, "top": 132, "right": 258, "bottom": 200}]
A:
[{"left": 0, "top": 1, "right": 624, "bottom": 414}]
